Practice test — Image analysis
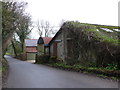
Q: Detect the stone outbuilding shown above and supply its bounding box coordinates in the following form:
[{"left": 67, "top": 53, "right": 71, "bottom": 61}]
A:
[
  {"left": 49, "top": 27, "right": 71, "bottom": 62},
  {"left": 37, "top": 37, "right": 52, "bottom": 56}
]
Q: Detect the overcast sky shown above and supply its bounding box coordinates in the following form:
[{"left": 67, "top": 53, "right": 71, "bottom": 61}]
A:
[{"left": 21, "top": 0, "right": 119, "bottom": 38}]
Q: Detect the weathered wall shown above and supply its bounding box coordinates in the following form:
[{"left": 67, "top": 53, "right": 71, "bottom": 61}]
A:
[
  {"left": 50, "top": 21, "right": 120, "bottom": 67},
  {"left": 62, "top": 22, "right": 120, "bottom": 67},
  {"left": 50, "top": 30, "right": 65, "bottom": 61},
  {"left": 37, "top": 44, "right": 44, "bottom": 55},
  {"left": 50, "top": 44, "right": 53, "bottom": 55},
  {"left": 23, "top": 46, "right": 37, "bottom": 60},
  {"left": 27, "top": 53, "right": 36, "bottom": 60}
]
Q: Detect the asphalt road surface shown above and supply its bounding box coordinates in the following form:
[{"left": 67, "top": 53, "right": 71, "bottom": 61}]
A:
[{"left": 5, "top": 55, "right": 118, "bottom": 88}]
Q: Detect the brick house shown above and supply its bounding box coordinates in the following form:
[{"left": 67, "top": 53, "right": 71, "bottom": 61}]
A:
[{"left": 24, "top": 39, "right": 38, "bottom": 60}]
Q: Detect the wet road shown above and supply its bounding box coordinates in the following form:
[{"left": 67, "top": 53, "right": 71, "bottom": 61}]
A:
[{"left": 5, "top": 56, "right": 118, "bottom": 88}]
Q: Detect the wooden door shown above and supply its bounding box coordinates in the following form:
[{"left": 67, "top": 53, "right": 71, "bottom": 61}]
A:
[{"left": 53, "top": 42, "right": 57, "bottom": 57}]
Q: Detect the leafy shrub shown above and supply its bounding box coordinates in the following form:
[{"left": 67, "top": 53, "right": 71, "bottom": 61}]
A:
[
  {"left": 63, "top": 21, "right": 120, "bottom": 68},
  {"left": 105, "top": 64, "right": 118, "bottom": 70},
  {"left": 49, "top": 56, "right": 57, "bottom": 64},
  {"left": 36, "top": 55, "right": 49, "bottom": 64},
  {"left": 48, "top": 62, "right": 119, "bottom": 77}
]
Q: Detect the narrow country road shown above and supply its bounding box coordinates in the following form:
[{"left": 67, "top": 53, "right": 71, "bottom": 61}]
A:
[{"left": 5, "top": 55, "right": 118, "bottom": 88}]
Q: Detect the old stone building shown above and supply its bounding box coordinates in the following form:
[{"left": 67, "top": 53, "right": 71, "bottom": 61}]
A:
[
  {"left": 49, "top": 27, "right": 71, "bottom": 62},
  {"left": 37, "top": 21, "right": 120, "bottom": 66},
  {"left": 37, "top": 37, "right": 52, "bottom": 56}
]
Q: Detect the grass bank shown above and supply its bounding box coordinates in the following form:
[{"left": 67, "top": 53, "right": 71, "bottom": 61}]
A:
[{"left": 41, "top": 63, "right": 119, "bottom": 81}]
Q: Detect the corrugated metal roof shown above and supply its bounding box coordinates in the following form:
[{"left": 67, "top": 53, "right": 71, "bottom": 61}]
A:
[{"left": 25, "top": 39, "right": 38, "bottom": 46}]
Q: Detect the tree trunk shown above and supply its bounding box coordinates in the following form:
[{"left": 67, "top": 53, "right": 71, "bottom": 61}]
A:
[
  {"left": 11, "top": 40, "right": 17, "bottom": 57},
  {"left": 2, "top": 32, "right": 13, "bottom": 57},
  {"left": 20, "top": 38, "right": 24, "bottom": 53}
]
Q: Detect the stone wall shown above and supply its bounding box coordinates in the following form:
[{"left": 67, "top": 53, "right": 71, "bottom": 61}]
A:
[
  {"left": 37, "top": 44, "right": 44, "bottom": 55},
  {"left": 50, "top": 30, "right": 65, "bottom": 61}
]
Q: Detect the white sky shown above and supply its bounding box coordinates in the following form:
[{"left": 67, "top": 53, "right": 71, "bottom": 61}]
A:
[{"left": 21, "top": 0, "right": 119, "bottom": 39}]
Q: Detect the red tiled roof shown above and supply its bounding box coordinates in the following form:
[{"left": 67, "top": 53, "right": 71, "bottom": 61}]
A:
[
  {"left": 42, "top": 37, "right": 52, "bottom": 44},
  {"left": 26, "top": 47, "right": 37, "bottom": 53}
]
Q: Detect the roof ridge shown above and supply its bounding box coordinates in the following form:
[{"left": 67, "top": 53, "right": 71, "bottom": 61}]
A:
[
  {"left": 42, "top": 37, "right": 53, "bottom": 38},
  {"left": 25, "top": 39, "right": 38, "bottom": 40}
]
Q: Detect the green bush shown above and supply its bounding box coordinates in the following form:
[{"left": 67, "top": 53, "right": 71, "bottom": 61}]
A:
[
  {"left": 36, "top": 55, "right": 49, "bottom": 64},
  {"left": 105, "top": 63, "right": 118, "bottom": 70},
  {"left": 49, "top": 62, "right": 119, "bottom": 77},
  {"left": 49, "top": 56, "right": 57, "bottom": 64},
  {"left": 63, "top": 21, "right": 120, "bottom": 68}
]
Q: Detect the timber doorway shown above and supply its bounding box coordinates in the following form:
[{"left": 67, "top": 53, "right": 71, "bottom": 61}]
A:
[{"left": 53, "top": 42, "right": 57, "bottom": 57}]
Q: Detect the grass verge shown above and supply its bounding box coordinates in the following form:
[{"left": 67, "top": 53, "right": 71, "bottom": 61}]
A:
[{"left": 43, "top": 63, "right": 119, "bottom": 81}]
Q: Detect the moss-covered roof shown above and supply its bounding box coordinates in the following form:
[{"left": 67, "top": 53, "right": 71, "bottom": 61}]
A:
[{"left": 62, "top": 21, "right": 120, "bottom": 45}]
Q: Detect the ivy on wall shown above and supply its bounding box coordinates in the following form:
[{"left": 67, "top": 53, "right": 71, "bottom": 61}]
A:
[{"left": 62, "top": 21, "right": 120, "bottom": 69}]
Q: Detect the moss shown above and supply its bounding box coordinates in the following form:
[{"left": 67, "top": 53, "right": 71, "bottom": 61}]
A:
[
  {"left": 61, "top": 21, "right": 120, "bottom": 67},
  {"left": 100, "top": 36, "right": 119, "bottom": 44},
  {"left": 63, "top": 21, "right": 119, "bottom": 45}
]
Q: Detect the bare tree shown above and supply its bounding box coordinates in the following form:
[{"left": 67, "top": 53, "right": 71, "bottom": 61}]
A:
[
  {"left": 36, "top": 20, "right": 54, "bottom": 37},
  {"left": 44, "top": 21, "right": 54, "bottom": 37},
  {"left": 37, "top": 20, "right": 44, "bottom": 37}
]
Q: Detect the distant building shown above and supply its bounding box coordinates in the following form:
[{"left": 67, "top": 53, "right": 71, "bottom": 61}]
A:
[
  {"left": 36, "top": 30, "right": 71, "bottom": 62},
  {"left": 24, "top": 39, "right": 38, "bottom": 60},
  {"left": 37, "top": 37, "right": 52, "bottom": 56}
]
